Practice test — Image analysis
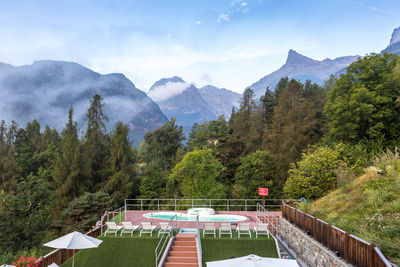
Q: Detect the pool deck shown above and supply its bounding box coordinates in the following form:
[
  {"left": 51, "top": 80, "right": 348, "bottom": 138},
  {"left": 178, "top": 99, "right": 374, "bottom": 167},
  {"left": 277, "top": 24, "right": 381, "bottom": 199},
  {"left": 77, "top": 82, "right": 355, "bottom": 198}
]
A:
[{"left": 125, "top": 210, "right": 281, "bottom": 229}]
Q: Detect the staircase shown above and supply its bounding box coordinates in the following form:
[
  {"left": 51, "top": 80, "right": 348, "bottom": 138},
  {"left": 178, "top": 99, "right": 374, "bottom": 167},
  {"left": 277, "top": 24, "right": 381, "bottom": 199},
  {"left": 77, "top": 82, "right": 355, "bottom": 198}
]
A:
[{"left": 164, "top": 233, "right": 198, "bottom": 267}]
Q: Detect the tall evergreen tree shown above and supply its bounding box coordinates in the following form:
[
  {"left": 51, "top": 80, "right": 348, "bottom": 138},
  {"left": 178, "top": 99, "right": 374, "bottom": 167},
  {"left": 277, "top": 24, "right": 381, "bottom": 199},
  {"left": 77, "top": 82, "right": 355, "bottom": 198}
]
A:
[
  {"left": 104, "top": 121, "right": 138, "bottom": 205},
  {"left": 53, "top": 106, "right": 84, "bottom": 205},
  {"left": 265, "top": 79, "right": 327, "bottom": 186},
  {"left": 84, "top": 94, "right": 110, "bottom": 190},
  {"left": 139, "top": 118, "right": 185, "bottom": 171}
]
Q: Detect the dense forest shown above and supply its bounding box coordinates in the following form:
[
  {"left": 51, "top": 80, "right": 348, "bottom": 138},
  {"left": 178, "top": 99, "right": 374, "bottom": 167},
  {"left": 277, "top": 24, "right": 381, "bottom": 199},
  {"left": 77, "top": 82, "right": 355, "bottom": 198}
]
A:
[{"left": 0, "top": 53, "right": 399, "bottom": 261}]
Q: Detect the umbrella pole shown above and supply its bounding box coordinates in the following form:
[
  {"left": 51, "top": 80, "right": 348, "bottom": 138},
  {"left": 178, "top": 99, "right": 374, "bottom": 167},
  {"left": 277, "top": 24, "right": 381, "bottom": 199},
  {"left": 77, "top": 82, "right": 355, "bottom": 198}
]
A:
[{"left": 72, "top": 249, "right": 75, "bottom": 267}]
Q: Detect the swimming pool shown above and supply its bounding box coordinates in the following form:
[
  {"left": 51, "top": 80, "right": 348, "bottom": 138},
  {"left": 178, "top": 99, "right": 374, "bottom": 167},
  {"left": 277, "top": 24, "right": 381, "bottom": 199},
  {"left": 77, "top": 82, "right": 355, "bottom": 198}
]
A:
[{"left": 143, "top": 211, "right": 247, "bottom": 222}]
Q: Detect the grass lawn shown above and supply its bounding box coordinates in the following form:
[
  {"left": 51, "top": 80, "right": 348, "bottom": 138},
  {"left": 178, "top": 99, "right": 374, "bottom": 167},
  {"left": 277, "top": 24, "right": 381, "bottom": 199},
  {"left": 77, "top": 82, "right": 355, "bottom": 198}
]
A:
[
  {"left": 201, "top": 230, "right": 278, "bottom": 265},
  {"left": 60, "top": 229, "right": 278, "bottom": 267},
  {"left": 61, "top": 232, "right": 161, "bottom": 267}
]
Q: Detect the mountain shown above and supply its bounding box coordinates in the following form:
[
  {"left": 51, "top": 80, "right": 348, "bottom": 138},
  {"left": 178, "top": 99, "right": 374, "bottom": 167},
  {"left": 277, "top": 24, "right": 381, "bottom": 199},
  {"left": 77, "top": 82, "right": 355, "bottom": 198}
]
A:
[
  {"left": 199, "top": 85, "right": 241, "bottom": 119},
  {"left": 148, "top": 77, "right": 215, "bottom": 132},
  {"left": 381, "top": 26, "right": 400, "bottom": 55},
  {"left": 0, "top": 60, "right": 168, "bottom": 146},
  {"left": 248, "top": 49, "right": 360, "bottom": 96},
  {"left": 148, "top": 77, "right": 239, "bottom": 133}
]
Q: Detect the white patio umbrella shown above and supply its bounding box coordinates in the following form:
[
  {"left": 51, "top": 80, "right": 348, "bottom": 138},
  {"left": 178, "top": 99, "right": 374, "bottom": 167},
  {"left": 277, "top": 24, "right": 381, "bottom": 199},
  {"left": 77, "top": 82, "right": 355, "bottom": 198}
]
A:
[
  {"left": 206, "top": 254, "right": 299, "bottom": 267},
  {"left": 1, "top": 264, "right": 16, "bottom": 267},
  {"left": 48, "top": 263, "right": 59, "bottom": 267},
  {"left": 43, "top": 231, "right": 103, "bottom": 267}
]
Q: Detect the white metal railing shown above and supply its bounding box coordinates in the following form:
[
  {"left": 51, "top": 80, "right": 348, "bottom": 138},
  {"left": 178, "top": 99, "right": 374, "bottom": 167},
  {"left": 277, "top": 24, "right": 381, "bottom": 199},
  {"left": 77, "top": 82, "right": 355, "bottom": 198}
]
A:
[
  {"left": 125, "top": 198, "right": 296, "bottom": 212},
  {"left": 256, "top": 203, "right": 280, "bottom": 237},
  {"left": 100, "top": 206, "right": 124, "bottom": 235},
  {"left": 196, "top": 214, "right": 202, "bottom": 267},
  {"left": 155, "top": 215, "right": 178, "bottom": 267}
]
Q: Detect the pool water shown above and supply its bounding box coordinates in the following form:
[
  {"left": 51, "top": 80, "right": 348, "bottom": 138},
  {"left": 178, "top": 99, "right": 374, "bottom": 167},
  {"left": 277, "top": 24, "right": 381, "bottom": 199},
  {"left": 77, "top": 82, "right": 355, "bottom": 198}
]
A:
[{"left": 143, "top": 211, "right": 247, "bottom": 222}]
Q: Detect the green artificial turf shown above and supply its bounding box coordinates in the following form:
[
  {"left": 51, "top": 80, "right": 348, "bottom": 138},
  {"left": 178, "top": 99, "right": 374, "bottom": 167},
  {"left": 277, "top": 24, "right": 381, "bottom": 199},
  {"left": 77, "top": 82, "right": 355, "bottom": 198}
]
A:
[
  {"left": 201, "top": 230, "right": 279, "bottom": 265},
  {"left": 60, "top": 229, "right": 278, "bottom": 267},
  {"left": 61, "top": 232, "right": 161, "bottom": 267}
]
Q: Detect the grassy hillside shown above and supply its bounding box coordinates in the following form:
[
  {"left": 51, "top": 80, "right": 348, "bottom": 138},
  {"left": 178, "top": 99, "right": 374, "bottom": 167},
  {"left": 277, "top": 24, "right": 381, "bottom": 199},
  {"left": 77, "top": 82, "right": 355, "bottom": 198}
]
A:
[{"left": 300, "top": 154, "right": 400, "bottom": 265}]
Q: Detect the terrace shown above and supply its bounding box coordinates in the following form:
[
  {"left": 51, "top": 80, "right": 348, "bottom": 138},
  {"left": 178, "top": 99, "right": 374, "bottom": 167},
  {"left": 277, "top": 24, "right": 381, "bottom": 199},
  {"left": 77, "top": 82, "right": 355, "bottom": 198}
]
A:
[
  {"left": 37, "top": 198, "right": 394, "bottom": 267},
  {"left": 38, "top": 199, "right": 290, "bottom": 267}
]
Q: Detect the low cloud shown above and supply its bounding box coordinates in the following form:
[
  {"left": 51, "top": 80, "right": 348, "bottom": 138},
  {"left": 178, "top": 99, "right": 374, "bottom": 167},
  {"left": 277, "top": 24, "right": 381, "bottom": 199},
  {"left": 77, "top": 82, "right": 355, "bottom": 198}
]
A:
[
  {"left": 195, "top": 20, "right": 202, "bottom": 25},
  {"left": 148, "top": 81, "right": 190, "bottom": 102},
  {"left": 217, "top": 14, "right": 230, "bottom": 23}
]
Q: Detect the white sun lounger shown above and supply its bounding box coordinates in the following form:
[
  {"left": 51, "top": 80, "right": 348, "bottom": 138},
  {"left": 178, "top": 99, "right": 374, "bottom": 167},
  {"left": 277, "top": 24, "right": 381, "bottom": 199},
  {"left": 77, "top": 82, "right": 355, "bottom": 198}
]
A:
[
  {"left": 237, "top": 223, "right": 251, "bottom": 238},
  {"left": 219, "top": 223, "right": 232, "bottom": 238},
  {"left": 158, "top": 222, "right": 174, "bottom": 237},
  {"left": 254, "top": 223, "right": 269, "bottom": 238},
  {"left": 140, "top": 222, "right": 156, "bottom": 236},
  {"left": 105, "top": 222, "right": 123, "bottom": 236},
  {"left": 120, "top": 221, "right": 140, "bottom": 236},
  {"left": 203, "top": 223, "right": 216, "bottom": 238}
]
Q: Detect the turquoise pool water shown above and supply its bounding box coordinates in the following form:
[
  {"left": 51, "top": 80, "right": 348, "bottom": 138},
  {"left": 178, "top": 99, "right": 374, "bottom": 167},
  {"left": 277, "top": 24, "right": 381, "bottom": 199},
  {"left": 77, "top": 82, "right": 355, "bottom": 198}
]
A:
[{"left": 143, "top": 212, "right": 247, "bottom": 222}]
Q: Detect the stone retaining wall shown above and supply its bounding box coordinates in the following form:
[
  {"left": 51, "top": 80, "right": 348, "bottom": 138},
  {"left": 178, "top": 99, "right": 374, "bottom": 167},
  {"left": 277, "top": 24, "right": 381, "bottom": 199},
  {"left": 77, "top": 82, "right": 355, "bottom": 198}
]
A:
[{"left": 279, "top": 217, "right": 349, "bottom": 267}]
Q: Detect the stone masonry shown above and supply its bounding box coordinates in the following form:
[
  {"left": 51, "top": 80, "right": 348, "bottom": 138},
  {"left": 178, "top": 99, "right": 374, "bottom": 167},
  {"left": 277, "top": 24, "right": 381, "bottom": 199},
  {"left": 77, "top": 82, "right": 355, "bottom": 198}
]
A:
[{"left": 279, "top": 217, "right": 350, "bottom": 267}]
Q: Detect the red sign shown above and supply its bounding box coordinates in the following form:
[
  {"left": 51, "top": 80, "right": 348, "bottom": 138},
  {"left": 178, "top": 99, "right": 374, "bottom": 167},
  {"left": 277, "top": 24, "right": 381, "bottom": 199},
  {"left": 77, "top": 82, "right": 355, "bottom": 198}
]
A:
[{"left": 258, "top": 187, "right": 268, "bottom": 196}]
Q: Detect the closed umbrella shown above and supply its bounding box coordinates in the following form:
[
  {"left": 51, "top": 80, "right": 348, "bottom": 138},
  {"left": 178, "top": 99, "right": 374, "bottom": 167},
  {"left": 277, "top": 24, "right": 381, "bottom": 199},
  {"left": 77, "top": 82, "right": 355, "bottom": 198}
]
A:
[
  {"left": 43, "top": 231, "right": 103, "bottom": 267},
  {"left": 206, "top": 254, "right": 299, "bottom": 267}
]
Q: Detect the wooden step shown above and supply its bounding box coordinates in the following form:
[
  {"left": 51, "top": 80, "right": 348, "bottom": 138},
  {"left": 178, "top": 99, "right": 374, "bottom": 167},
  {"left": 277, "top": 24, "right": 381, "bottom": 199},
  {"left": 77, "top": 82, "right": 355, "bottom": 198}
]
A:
[
  {"left": 171, "top": 245, "right": 196, "bottom": 251},
  {"left": 164, "top": 262, "right": 197, "bottom": 267},
  {"left": 175, "top": 233, "right": 196, "bottom": 241},
  {"left": 174, "top": 240, "right": 196, "bottom": 246},
  {"left": 169, "top": 251, "right": 197, "bottom": 257},
  {"left": 167, "top": 256, "right": 198, "bottom": 263}
]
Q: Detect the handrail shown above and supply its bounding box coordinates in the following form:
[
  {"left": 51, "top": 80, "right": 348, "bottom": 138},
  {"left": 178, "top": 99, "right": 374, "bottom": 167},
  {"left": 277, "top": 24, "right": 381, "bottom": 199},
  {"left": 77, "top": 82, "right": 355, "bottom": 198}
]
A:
[
  {"left": 99, "top": 206, "right": 124, "bottom": 235},
  {"left": 196, "top": 214, "right": 202, "bottom": 267},
  {"left": 125, "top": 198, "right": 299, "bottom": 211},
  {"left": 155, "top": 215, "right": 178, "bottom": 267},
  {"left": 256, "top": 203, "right": 280, "bottom": 237}
]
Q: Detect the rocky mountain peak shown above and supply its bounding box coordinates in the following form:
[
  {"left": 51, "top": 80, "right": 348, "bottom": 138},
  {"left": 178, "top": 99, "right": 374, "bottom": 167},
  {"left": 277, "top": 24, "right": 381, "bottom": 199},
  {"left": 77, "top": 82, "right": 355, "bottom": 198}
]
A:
[
  {"left": 390, "top": 26, "right": 400, "bottom": 45},
  {"left": 149, "top": 76, "right": 185, "bottom": 91},
  {"left": 285, "top": 49, "right": 318, "bottom": 66}
]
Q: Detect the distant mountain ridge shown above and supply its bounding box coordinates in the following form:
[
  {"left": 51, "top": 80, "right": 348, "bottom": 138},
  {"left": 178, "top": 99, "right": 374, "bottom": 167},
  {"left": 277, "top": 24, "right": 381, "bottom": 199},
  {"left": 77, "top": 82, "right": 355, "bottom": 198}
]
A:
[
  {"left": 249, "top": 49, "right": 360, "bottom": 96},
  {"left": 148, "top": 77, "right": 240, "bottom": 133},
  {"left": 0, "top": 60, "right": 168, "bottom": 146}
]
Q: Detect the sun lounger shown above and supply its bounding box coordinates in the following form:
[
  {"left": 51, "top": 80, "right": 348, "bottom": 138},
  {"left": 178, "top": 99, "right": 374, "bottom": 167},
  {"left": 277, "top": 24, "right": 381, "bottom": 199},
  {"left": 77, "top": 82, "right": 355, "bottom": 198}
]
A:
[
  {"left": 254, "top": 223, "right": 269, "bottom": 238},
  {"left": 105, "top": 222, "right": 122, "bottom": 236},
  {"left": 120, "top": 221, "right": 140, "bottom": 237},
  {"left": 158, "top": 222, "right": 174, "bottom": 237},
  {"left": 219, "top": 223, "right": 232, "bottom": 238},
  {"left": 140, "top": 222, "right": 156, "bottom": 236},
  {"left": 203, "top": 223, "right": 216, "bottom": 237},
  {"left": 237, "top": 223, "right": 251, "bottom": 238}
]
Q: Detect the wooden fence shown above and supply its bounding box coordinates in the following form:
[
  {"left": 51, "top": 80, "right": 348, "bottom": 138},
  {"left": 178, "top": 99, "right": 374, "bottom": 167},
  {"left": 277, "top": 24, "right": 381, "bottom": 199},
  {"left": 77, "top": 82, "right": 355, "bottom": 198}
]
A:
[
  {"left": 36, "top": 227, "right": 102, "bottom": 267},
  {"left": 282, "top": 202, "right": 392, "bottom": 267},
  {"left": 35, "top": 207, "right": 123, "bottom": 267}
]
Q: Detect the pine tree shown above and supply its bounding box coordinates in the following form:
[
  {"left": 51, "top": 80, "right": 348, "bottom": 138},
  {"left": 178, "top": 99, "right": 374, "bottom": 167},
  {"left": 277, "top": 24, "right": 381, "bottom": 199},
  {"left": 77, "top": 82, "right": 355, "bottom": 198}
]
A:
[
  {"left": 83, "top": 94, "right": 110, "bottom": 190},
  {"left": 104, "top": 121, "right": 138, "bottom": 205},
  {"left": 53, "top": 106, "right": 84, "bottom": 205}
]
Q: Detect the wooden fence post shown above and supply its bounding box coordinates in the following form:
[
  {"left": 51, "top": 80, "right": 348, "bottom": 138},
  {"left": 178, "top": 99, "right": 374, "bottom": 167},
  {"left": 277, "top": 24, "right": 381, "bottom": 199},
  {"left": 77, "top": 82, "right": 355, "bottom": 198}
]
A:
[
  {"left": 302, "top": 213, "right": 306, "bottom": 231},
  {"left": 327, "top": 224, "right": 331, "bottom": 250},
  {"left": 313, "top": 217, "right": 317, "bottom": 240},
  {"left": 344, "top": 232, "right": 350, "bottom": 263},
  {"left": 369, "top": 244, "right": 375, "bottom": 267}
]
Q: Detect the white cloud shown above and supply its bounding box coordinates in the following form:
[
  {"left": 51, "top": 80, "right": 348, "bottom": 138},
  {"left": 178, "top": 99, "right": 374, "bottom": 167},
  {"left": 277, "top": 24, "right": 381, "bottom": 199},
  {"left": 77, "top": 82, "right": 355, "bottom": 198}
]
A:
[
  {"left": 195, "top": 20, "right": 202, "bottom": 25},
  {"left": 241, "top": 2, "right": 248, "bottom": 7},
  {"left": 168, "top": 33, "right": 172, "bottom": 38},
  {"left": 217, "top": 13, "right": 230, "bottom": 23},
  {"left": 147, "top": 81, "right": 190, "bottom": 102}
]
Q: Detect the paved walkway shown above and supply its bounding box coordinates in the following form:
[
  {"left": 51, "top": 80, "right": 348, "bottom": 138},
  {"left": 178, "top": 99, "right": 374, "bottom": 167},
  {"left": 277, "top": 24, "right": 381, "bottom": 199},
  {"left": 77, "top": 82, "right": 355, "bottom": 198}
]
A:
[{"left": 125, "top": 210, "right": 281, "bottom": 229}]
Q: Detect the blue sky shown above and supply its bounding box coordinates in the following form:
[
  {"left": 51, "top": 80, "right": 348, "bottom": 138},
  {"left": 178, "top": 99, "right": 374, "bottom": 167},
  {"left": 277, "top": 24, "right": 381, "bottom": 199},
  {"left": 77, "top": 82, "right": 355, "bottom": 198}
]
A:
[{"left": 0, "top": 0, "right": 399, "bottom": 93}]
